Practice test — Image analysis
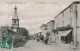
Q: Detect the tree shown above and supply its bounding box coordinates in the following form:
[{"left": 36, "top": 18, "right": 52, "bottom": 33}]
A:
[{"left": 17, "top": 27, "right": 29, "bottom": 36}]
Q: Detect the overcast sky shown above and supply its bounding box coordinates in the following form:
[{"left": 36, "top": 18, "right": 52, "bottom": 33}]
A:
[{"left": 0, "top": 0, "right": 79, "bottom": 34}]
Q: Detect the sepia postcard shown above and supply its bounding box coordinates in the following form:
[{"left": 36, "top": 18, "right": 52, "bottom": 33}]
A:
[{"left": 0, "top": 0, "right": 80, "bottom": 51}]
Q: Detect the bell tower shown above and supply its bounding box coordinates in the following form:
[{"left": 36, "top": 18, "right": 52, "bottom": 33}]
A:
[{"left": 12, "top": 5, "right": 19, "bottom": 31}]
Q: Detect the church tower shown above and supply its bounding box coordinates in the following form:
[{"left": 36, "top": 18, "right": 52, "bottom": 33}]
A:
[{"left": 12, "top": 5, "right": 19, "bottom": 31}]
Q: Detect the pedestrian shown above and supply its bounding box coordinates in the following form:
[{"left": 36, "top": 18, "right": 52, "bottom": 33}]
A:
[
  {"left": 44, "top": 32, "right": 50, "bottom": 44},
  {"left": 44, "top": 36, "right": 48, "bottom": 44},
  {"left": 37, "top": 37, "right": 39, "bottom": 42},
  {"left": 41, "top": 35, "right": 44, "bottom": 42}
]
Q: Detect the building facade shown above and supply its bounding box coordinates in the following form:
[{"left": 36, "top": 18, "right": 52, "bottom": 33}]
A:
[
  {"left": 55, "top": 1, "right": 80, "bottom": 47},
  {"left": 40, "top": 24, "right": 47, "bottom": 38},
  {"left": 46, "top": 20, "right": 55, "bottom": 43}
]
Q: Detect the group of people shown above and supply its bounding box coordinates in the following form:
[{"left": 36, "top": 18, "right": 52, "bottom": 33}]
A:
[{"left": 36, "top": 34, "right": 49, "bottom": 44}]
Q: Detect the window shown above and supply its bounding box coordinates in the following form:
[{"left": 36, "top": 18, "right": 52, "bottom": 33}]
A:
[{"left": 14, "top": 20, "right": 16, "bottom": 23}]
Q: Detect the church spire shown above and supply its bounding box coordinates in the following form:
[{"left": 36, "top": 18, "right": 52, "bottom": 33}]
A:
[
  {"left": 12, "top": 5, "right": 19, "bottom": 19},
  {"left": 12, "top": 5, "right": 19, "bottom": 30},
  {"left": 15, "top": 5, "right": 17, "bottom": 13}
]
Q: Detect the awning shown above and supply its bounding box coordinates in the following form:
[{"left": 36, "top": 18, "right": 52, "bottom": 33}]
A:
[{"left": 57, "top": 29, "right": 72, "bottom": 36}]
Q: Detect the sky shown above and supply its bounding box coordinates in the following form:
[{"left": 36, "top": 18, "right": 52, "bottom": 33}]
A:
[{"left": 0, "top": 0, "right": 79, "bottom": 35}]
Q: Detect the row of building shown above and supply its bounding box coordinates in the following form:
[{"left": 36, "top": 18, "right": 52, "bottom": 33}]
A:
[{"left": 40, "top": 1, "right": 80, "bottom": 48}]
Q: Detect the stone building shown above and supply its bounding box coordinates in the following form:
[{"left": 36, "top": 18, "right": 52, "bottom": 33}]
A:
[
  {"left": 46, "top": 20, "right": 55, "bottom": 43},
  {"left": 54, "top": 1, "right": 80, "bottom": 47},
  {"left": 40, "top": 24, "right": 47, "bottom": 38}
]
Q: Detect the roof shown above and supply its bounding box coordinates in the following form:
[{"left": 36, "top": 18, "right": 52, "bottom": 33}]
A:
[
  {"left": 12, "top": 13, "right": 19, "bottom": 19},
  {"left": 47, "top": 20, "right": 55, "bottom": 24},
  {"left": 8, "top": 29, "right": 16, "bottom": 34},
  {"left": 12, "top": 5, "right": 19, "bottom": 19},
  {"left": 54, "top": 1, "right": 80, "bottom": 18},
  {"left": 57, "top": 29, "right": 72, "bottom": 36}
]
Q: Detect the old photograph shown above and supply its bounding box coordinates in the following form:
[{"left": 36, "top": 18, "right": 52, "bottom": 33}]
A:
[{"left": 0, "top": 0, "right": 80, "bottom": 51}]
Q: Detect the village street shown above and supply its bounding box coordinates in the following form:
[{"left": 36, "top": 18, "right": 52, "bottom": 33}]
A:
[{"left": 1, "top": 40, "right": 80, "bottom": 51}]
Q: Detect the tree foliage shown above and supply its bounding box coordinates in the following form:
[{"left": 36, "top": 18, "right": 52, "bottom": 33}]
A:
[{"left": 17, "top": 27, "right": 29, "bottom": 36}]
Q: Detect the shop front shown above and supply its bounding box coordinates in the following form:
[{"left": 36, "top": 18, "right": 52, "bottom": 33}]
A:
[{"left": 57, "top": 29, "right": 73, "bottom": 45}]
